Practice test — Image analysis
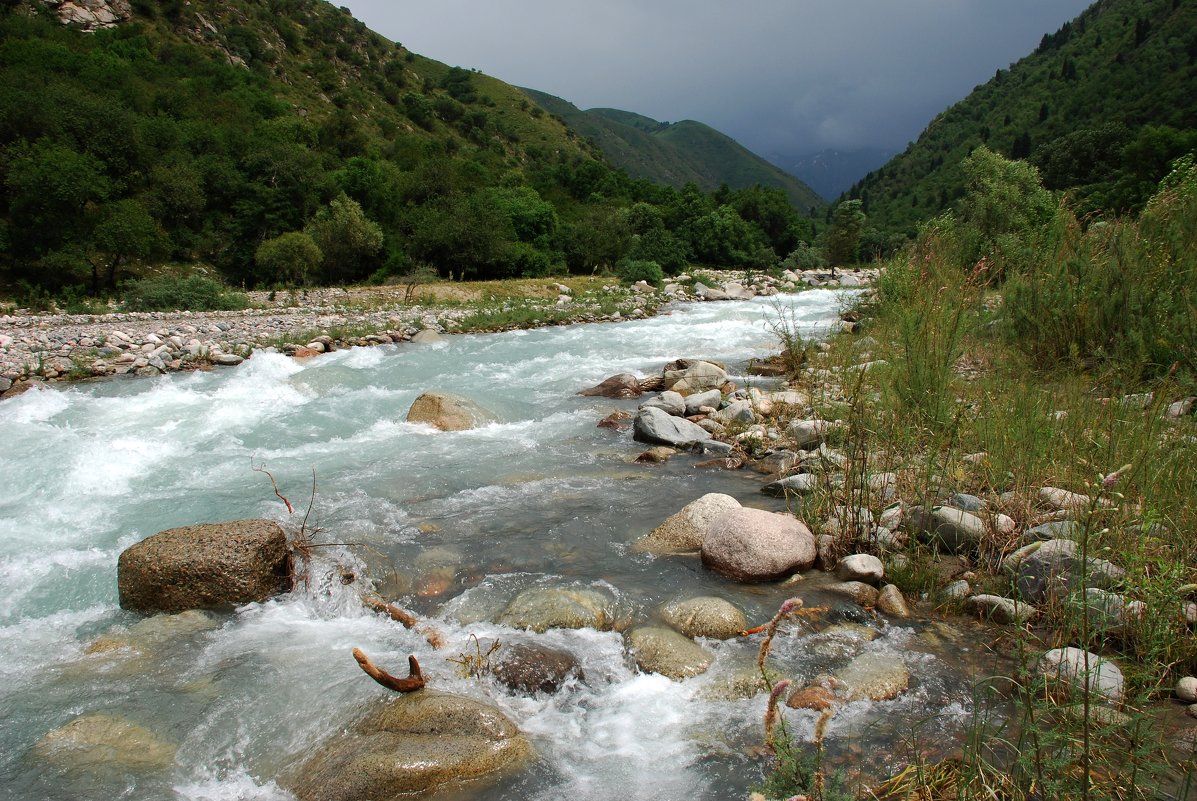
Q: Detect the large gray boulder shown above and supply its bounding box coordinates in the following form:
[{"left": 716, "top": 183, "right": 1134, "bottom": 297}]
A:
[
  {"left": 117, "top": 520, "right": 290, "bottom": 614},
  {"left": 294, "top": 691, "right": 532, "bottom": 801},
  {"left": 701, "top": 508, "right": 816, "bottom": 581},
  {"left": 633, "top": 406, "right": 712, "bottom": 447},
  {"left": 635, "top": 493, "right": 741, "bottom": 553},
  {"left": 406, "top": 391, "right": 495, "bottom": 431},
  {"left": 626, "top": 626, "right": 713, "bottom": 680}
]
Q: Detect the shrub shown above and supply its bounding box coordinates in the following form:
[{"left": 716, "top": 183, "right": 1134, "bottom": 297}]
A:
[
  {"left": 1002, "top": 154, "right": 1197, "bottom": 379},
  {"left": 780, "top": 241, "right": 826, "bottom": 271},
  {"left": 615, "top": 259, "right": 664, "bottom": 287},
  {"left": 122, "top": 275, "right": 249, "bottom": 312}
]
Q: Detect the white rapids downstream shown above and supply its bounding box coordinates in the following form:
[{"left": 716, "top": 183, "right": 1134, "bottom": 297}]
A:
[{"left": 0, "top": 292, "right": 985, "bottom": 801}]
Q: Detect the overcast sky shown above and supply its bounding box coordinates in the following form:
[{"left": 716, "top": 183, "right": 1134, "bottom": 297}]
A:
[{"left": 342, "top": 1, "right": 1093, "bottom": 161}]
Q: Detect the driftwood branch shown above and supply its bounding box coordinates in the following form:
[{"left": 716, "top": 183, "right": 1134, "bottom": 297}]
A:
[
  {"left": 360, "top": 593, "right": 446, "bottom": 649},
  {"left": 361, "top": 593, "right": 419, "bottom": 628},
  {"left": 352, "top": 649, "right": 425, "bottom": 693}
]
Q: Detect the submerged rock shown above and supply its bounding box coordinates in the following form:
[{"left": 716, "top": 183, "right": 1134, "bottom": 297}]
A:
[
  {"left": 117, "top": 519, "right": 290, "bottom": 614},
  {"left": 294, "top": 691, "right": 532, "bottom": 801},
  {"left": 701, "top": 507, "right": 816, "bottom": 581},
  {"left": 406, "top": 391, "right": 495, "bottom": 431},
  {"left": 635, "top": 493, "right": 741, "bottom": 554},
  {"left": 32, "top": 713, "right": 177, "bottom": 771},
  {"left": 626, "top": 626, "right": 713, "bottom": 680},
  {"left": 496, "top": 587, "right": 613, "bottom": 633},
  {"left": 836, "top": 653, "right": 910, "bottom": 702}
]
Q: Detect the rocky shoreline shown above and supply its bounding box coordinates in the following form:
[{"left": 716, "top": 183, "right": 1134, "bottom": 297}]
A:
[{"left": 0, "top": 267, "right": 875, "bottom": 399}]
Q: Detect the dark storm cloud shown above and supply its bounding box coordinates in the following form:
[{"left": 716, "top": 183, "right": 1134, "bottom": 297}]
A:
[{"left": 342, "top": 1, "right": 1093, "bottom": 159}]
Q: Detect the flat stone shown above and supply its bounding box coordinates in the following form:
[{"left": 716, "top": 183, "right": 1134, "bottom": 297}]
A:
[
  {"left": 836, "top": 653, "right": 910, "bottom": 701},
  {"left": 826, "top": 581, "right": 879, "bottom": 607},
  {"left": 906, "top": 505, "right": 986, "bottom": 552},
  {"left": 761, "top": 474, "right": 819, "bottom": 497},
  {"left": 212, "top": 353, "right": 243, "bottom": 366},
  {"left": 968, "top": 594, "right": 1037, "bottom": 625},
  {"left": 640, "top": 390, "right": 685, "bottom": 416},
  {"left": 632, "top": 406, "right": 712, "bottom": 448}
]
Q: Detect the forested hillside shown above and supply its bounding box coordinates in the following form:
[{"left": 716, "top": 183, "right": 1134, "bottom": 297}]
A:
[
  {"left": 848, "top": 0, "right": 1197, "bottom": 237},
  {"left": 0, "top": 0, "right": 816, "bottom": 299},
  {"left": 521, "top": 89, "right": 825, "bottom": 212}
]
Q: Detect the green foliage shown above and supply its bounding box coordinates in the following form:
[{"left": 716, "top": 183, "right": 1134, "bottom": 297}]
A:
[
  {"left": 824, "top": 199, "right": 865, "bottom": 266},
  {"left": 851, "top": 0, "right": 1197, "bottom": 238},
  {"left": 0, "top": 2, "right": 819, "bottom": 297},
  {"left": 255, "top": 231, "right": 322, "bottom": 286},
  {"left": 957, "top": 146, "right": 1057, "bottom": 278},
  {"left": 780, "top": 242, "right": 826, "bottom": 271},
  {"left": 121, "top": 274, "right": 248, "bottom": 311},
  {"left": 614, "top": 258, "right": 664, "bottom": 287},
  {"left": 1003, "top": 155, "right": 1197, "bottom": 379},
  {"left": 304, "top": 194, "right": 384, "bottom": 284}
]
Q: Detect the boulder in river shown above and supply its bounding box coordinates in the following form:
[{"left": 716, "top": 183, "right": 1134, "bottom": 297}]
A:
[
  {"left": 660, "top": 596, "right": 748, "bottom": 640},
  {"left": 577, "top": 373, "right": 643, "bottom": 399},
  {"left": 635, "top": 493, "right": 742, "bottom": 554},
  {"left": 490, "top": 642, "right": 584, "bottom": 695},
  {"left": 632, "top": 406, "right": 712, "bottom": 448},
  {"left": 626, "top": 626, "right": 713, "bottom": 680},
  {"left": 836, "top": 652, "right": 910, "bottom": 702},
  {"left": 406, "top": 391, "right": 495, "bottom": 432},
  {"left": 117, "top": 519, "right": 290, "bottom": 614},
  {"left": 294, "top": 690, "right": 532, "bottom": 801},
  {"left": 701, "top": 507, "right": 815, "bottom": 581}
]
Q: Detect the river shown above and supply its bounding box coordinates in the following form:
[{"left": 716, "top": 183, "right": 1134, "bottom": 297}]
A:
[{"left": 0, "top": 291, "right": 983, "bottom": 801}]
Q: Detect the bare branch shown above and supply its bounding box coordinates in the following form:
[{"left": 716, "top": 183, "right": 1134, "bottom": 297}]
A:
[
  {"left": 251, "top": 459, "right": 293, "bottom": 514},
  {"left": 352, "top": 649, "right": 425, "bottom": 693}
]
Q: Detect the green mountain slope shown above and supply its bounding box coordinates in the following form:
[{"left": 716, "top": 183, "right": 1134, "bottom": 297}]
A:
[
  {"left": 523, "top": 89, "right": 825, "bottom": 211},
  {"left": 0, "top": 0, "right": 818, "bottom": 295},
  {"left": 850, "top": 0, "right": 1197, "bottom": 237}
]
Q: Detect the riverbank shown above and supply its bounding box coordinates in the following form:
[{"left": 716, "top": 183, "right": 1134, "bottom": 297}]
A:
[{"left": 0, "top": 267, "right": 876, "bottom": 398}]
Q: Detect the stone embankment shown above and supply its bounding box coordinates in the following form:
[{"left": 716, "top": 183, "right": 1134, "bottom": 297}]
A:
[{"left": 0, "top": 267, "right": 876, "bottom": 399}]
